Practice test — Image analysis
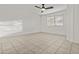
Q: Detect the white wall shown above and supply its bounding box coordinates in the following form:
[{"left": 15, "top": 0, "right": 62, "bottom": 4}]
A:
[
  {"left": 40, "top": 10, "right": 66, "bottom": 35},
  {"left": 0, "top": 4, "right": 40, "bottom": 37},
  {"left": 40, "top": 4, "right": 79, "bottom": 44},
  {"left": 65, "top": 5, "right": 74, "bottom": 42},
  {"left": 1, "top": 4, "right": 79, "bottom": 44},
  {"left": 65, "top": 5, "right": 79, "bottom": 44},
  {"left": 73, "top": 5, "right": 79, "bottom": 43}
]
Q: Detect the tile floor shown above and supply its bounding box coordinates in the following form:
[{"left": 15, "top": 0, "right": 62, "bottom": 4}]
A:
[{"left": 0, "top": 32, "right": 79, "bottom": 54}]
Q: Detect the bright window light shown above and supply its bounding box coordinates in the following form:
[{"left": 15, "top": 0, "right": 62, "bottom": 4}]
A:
[{"left": 0, "top": 20, "right": 23, "bottom": 37}]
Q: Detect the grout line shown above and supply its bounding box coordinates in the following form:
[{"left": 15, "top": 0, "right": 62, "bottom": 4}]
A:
[
  {"left": 13, "top": 39, "right": 36, "bottom": 54},
  {"left": 0, "top": 33, "right": 75, "bottom": 54},
  {"left": 54, "top": 39, "right": 66, "bottom": 54},
  {"left": 0, "top": 39, "right": 3, "bottom": 54},
  {"left": 38, "top": 39, "right": 59, "bottom": 52},
  {"left": 9, "top": 39, "right": 20, "bottom": 54},
  {"left": 39, "top": 38, "right": 65, "bottom": 54},
  {"left": 1, "top": 39, "right": 3, "bottom": 54},
  {"left": 16, "top": 38, "right": 42, "bottom": 54},
  {"left": 69, "top": 42, "right": 73, "bottom": 54}
]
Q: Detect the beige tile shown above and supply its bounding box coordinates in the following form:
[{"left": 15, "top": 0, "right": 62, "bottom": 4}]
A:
[
  {"left": 2, "top": 49, "right": 17, "bottom": 54},
  {"left": 15, "top": 47, "right": 30, "bottom": 54},
  {"left": 42, "top": 46, "right": 58, "bottom": 54},
  {"left": 0, "top": 44, "right": 2, "bottom": 53},
  {"left": 71, "top": 48, "right": 79, "bottom": 54},
  {"left": 56, "top": 41, "right": 72, "bottom": 54},
  {"left": 71, "top": 43, "right": 79, "bottom": 54},
  {"left": 0, "top": 33, "right": 70, "bottom": 54},
  {"left": 56, "top": 47, "right": 71, "bottom": 54},
  {"left": 0, "top": 42, "right": 2, "bottom": 53}
]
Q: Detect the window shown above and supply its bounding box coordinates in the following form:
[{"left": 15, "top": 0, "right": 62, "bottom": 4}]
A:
[
  {"left": 55, "top": 15, "right": 63, "bottom": 26},
  {"left": 0, "top": 20, "right": 22, "bottom": 37},
  {"left": 47, "top": 15, "right": 63, "bottom": 26},
  {"left": 47, "top": 16, "right": 55, "bottom": 26}
]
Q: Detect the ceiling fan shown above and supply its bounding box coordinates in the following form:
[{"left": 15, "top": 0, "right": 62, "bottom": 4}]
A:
[{"left": 35, "top": 4, "right": 54, "bottom": 13}]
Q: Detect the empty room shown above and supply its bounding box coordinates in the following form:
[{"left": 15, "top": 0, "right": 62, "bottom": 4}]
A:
[{"left": 0, "top": 4, "right": 79, "bottom": 54}]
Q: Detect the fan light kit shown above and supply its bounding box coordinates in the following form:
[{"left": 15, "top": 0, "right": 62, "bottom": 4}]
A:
[{"left": 35, "top": 4, "right": 54, "bottom": 13}]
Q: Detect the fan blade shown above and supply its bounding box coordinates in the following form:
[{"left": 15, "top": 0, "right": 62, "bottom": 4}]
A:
[
  {"left": 45, "top": 6, "right": 53, "bottom": 9},
  {"left": 42, "top": 4, "right": 45, "bottom": 8},
  {"left": 35, "top": 6, "right": 41, "bottom": 9}
]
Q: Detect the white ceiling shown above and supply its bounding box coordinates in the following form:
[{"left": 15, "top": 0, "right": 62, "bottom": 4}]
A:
[{"left": 0, "top": 4, "right": 67, "bottom": 16}]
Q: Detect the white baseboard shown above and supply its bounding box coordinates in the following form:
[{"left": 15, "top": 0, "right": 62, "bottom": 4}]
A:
[{"left": 0, "top": 31, "right": 40, "bottom": 38}]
